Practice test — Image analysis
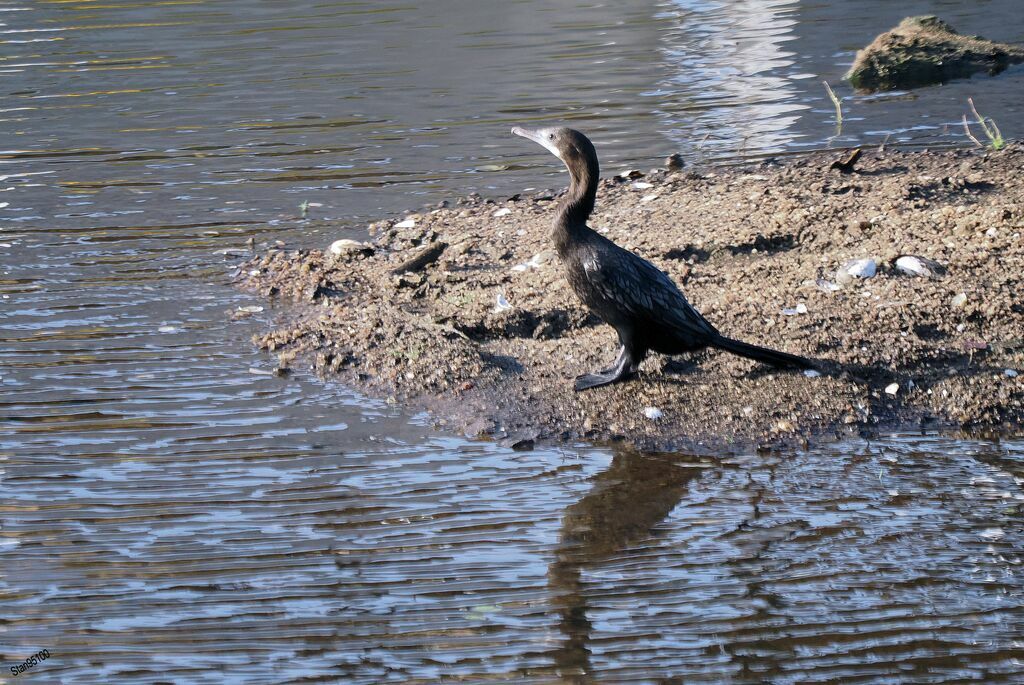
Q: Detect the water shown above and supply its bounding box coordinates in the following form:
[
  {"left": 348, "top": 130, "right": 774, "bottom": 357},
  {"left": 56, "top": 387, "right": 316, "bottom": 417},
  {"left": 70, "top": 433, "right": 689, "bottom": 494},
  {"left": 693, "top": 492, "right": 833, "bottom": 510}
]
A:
[{"left": 2, "top": 1, "right": 1023, "bottom": 682}]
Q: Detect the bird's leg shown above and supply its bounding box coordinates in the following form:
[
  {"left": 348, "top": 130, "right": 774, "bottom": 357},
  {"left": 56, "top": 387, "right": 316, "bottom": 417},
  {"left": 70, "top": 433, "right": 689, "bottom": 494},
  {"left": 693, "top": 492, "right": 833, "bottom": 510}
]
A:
[
  {"left": 574, "top": 345, "right": 640, "bottom": 392},
  {"left": 596, "top": 344, "right": 627, "bottom": 375}
]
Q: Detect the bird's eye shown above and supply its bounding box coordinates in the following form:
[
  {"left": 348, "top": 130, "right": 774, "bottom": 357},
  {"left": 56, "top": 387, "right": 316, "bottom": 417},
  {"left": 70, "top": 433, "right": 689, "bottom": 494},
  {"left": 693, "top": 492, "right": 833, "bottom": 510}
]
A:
[{"left": 548, "top": 133, "right": 554, "bottom": 140}]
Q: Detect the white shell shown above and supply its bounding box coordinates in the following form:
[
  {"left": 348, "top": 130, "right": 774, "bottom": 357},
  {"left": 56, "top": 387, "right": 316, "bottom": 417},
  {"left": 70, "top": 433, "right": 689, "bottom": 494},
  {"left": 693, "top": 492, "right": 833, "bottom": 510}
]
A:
[
  {"left": 328, "top": 239, "right": 368, "bottom": 255},
  {"left": 895, "top": 255, "right": 943, "bottom": 278},
  {"left": 884, "top": 382, "right": 899, "bottom": 396},
  {"left": 643, "top": 406, "right": 663, "bottom": 420},
  {"left": 837, "top": 258, "right": 876, "bottom": 282}
]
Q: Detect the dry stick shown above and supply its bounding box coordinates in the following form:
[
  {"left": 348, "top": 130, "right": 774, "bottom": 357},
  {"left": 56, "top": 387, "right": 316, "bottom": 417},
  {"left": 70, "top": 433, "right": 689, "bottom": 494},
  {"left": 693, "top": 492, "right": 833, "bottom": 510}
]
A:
[
  {"left": 962, "top": 114, "right": 985, "bottom": 149},
  {"left": 968, "top": 97, "right": 1003, "bottom": 146},
  {"left": 391, "top": 241, "right": 448, "bottom": 274},
  {"left": 823, "top": 81, "right": 843, "bottom": 128}
]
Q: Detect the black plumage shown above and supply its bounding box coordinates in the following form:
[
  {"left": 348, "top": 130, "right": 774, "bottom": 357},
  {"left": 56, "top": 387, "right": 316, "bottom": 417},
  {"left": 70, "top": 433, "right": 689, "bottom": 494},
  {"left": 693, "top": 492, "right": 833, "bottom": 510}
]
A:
[{"left": 511, "top": 126, "right": 815, "bottom": 391}]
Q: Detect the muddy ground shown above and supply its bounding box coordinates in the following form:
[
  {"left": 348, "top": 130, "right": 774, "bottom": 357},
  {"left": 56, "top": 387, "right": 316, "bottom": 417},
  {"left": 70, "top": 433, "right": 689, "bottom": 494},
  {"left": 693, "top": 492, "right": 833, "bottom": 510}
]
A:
[{"left": 237, "top": 145, "right": 1024, "bottom": 453}]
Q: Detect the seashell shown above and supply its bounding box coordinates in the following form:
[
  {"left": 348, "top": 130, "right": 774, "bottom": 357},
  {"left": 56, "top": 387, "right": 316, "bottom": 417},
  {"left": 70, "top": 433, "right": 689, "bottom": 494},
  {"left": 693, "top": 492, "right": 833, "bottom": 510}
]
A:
[
  {"left": 836, "top": 258, "right": 876, "bottom": 283},
  {"left": 895, "top": 255, "right": 945, "bottom": 278}
]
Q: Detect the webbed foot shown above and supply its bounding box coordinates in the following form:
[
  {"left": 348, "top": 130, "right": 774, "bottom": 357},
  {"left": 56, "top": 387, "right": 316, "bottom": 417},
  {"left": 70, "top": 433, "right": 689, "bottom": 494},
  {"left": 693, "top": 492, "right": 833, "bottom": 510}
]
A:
[
  {"left": 573, "top": 365, "right": 637, "bottom": 392},
  {"left": 573, "top": 343, "right": 641, "bottom": 392}
]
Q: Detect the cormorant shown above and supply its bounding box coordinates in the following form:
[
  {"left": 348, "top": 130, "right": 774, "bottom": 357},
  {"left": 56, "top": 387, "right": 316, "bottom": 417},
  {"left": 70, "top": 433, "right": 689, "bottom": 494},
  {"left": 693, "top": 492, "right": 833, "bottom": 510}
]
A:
[{"left": 511, "top": 126, "right": 815, "bottom": 391}]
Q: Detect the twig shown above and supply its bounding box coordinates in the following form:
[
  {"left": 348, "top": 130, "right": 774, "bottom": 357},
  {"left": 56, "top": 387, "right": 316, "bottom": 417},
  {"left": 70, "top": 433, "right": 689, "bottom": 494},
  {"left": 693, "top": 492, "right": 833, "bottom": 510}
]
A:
[
  {"left": 823, "top": 81, "right": 843, "bottom": 126},
  {"left": 391, "top": 241, "right": 448, "bottom": 274},
  {"left": 962, "top": 114, "right": 984, "bottom": 149}
]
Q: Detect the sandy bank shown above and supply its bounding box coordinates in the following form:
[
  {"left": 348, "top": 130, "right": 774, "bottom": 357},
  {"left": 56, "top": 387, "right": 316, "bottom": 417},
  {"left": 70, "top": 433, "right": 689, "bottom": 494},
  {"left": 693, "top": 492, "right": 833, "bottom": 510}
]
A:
[{"left": 238, "top": 145, "right": 1024, "bottom": 452}]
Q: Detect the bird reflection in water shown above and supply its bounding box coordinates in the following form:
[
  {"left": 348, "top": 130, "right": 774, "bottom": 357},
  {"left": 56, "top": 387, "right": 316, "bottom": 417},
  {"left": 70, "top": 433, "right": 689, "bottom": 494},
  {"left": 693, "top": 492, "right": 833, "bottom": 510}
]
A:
[{"left": 546, "top": 447, "right": 708, "bottom": 680}]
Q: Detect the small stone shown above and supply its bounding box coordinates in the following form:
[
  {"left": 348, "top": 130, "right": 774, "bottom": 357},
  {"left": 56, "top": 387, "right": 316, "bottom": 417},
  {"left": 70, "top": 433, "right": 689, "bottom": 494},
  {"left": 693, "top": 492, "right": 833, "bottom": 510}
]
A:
[
  {"left": 815, "top": 278, "right": 841, "bottom": 292},
  {"left": 643, "top": 406, "right": 663, "bottom": 420},
  {"left": 782, "top": 303, "right": 808, "bottom": 316},
  {"left": 950, "top": 292, "right": 968, "bottom": 309},
  {"left": 395, "top": 217, "right": 416, "bottom": 229},
  {"left": 640, "top": 194, "right": 659, "bottom": 203},
  {"left": 986, "top": 226, "right": 999, "bottom": 238},
  {"left": 1006, "top": 369, "right": 1019, "bottom": 378},
  {"left": 803, "top": 369, "right": 821, "bottom": 378},
  {"left": 493, "top": 292, "right": 512, "bottom": 313},
  {"left": 614, "top": 169, "right": 644, "bottom": 181},
  {"left": 492, "top": 207, "right": 512, "bottom": 217},
  {"left": 884, "top": 382, "right": 899, "bottom": 396},
  {"left": 632, "top": 182, "right": 654, "bottom": 190}
]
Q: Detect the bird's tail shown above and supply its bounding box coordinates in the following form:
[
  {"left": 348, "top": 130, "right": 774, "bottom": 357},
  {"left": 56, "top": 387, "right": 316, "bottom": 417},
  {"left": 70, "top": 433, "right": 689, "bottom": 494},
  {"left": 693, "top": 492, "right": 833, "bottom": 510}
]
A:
[{"left": 711, "top": 335, "right": 815, "bottom": 370}]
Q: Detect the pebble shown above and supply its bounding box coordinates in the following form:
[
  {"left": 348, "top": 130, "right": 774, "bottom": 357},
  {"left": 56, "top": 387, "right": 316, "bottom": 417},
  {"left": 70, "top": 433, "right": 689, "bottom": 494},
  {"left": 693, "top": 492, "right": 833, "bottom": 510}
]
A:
[
  {"left": 493, "top": 292, "right": 512, "bottom": 312},
  {"left": 884, "top": 383, "right": 899, "bottom": 396},
  {"left": 950, "top": 292, "right": 968, "bottom": 309},
  {"left": 643, "top": 406, "right": 663, "bottom": 420},
  {"left": 640, "top": 194, "right": 659, "bottom": 203},
  {"left": 803, "top": 369, "right": 821, "bottom": 378},
  {"left": 815, "top": 278, "right": 841, "bottom": 293},
  {"left": 614, "top": 169, "right": 644, "bottom": 181},
  {"left": 395, "top": 217, "right": 416, "bottom": 229},
  {"left": 632, "top": 182, "right": 654, "bottom": 190},
  {"left": 895, "top": 255, "right": 944, "bottom": 278},
  {"left": 1006, "top": 369, "right": 1019, "bottom": 378},
  {"left": 986, "top": 226, "right": 999, "bottom": 238},
  {"left": 836, "top": 258, "right": 876, "bottom": 283},
  {"left": 782, "top": 303, "right": 808, "bottom": 316},
  {"left": 492, "top": 207, "right": 512, "bottom": 217},
  {"left": 511, "top": 252, "right": 549, "bottom": 272}
]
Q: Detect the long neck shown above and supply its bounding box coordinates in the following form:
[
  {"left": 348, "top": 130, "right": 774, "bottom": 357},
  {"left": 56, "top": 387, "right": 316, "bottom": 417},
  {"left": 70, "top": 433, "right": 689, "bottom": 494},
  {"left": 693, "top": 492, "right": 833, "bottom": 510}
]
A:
[{"left": 554, "top": 152, "right": 599, "bottom": 235}]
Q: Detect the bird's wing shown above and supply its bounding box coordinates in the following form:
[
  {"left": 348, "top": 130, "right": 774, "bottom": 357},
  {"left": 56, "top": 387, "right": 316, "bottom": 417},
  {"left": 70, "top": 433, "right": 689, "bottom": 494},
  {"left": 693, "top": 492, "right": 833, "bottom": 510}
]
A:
[{"left": 585, "top": 240, "right": 718, "bottom": 337}]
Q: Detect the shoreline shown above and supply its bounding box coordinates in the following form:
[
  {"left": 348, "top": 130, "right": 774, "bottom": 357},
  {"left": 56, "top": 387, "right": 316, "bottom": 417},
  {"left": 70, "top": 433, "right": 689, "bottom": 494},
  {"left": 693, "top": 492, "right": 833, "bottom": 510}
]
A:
[{"left": 238, "top": 145, "right": 1024, "bottom": 453}]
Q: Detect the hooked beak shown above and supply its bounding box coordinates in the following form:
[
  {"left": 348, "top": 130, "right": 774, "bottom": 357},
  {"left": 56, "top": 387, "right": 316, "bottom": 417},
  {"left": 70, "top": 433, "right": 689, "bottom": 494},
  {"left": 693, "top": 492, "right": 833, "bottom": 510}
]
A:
[
  {"left": 511, "top": 126, "right": 540, "bottom": 143},
  {"left": 511, "top": 126, "right": 562, "bottom": 161}
]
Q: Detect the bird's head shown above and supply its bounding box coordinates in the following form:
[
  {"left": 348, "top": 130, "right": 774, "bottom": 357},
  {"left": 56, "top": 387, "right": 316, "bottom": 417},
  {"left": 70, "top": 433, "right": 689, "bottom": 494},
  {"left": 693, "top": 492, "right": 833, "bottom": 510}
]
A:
[{"left": 511, "top": 126, "right": 598, "bottom": 176}]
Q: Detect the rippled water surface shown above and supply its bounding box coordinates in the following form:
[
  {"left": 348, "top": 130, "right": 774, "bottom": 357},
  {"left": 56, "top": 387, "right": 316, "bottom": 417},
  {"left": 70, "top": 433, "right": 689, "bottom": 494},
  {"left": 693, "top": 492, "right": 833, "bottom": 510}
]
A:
[{"left": 3, "top": 1, "right": 1024, "bottom": 682}]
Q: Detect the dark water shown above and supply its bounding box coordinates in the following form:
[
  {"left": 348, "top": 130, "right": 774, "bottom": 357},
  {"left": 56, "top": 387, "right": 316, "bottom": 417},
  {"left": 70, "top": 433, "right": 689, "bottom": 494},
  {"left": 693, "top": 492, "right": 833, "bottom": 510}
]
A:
[{"left": 3, "top": 1, "right": 1024, "bottom": 682}]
